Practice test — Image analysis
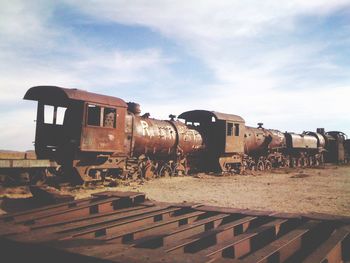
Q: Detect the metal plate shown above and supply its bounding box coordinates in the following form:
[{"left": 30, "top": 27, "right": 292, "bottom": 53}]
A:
[{"left": 0, "top": 191, "right": 349, "bottom": 263}]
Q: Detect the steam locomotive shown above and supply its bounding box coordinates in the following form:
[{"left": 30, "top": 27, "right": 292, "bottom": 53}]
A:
[{"left": 23, "top": 86, "right": 349, "bottom": 183}]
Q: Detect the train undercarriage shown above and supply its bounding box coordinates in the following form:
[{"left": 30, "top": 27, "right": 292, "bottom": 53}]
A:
[
  {"left": 0, "top": 148, "right": 342, "bottom": 187},
  {"left": 55, "top": 152, "right": 190, "bottom": 186},
  {"left": 67, "top": 148, "right": 328, "bottom": 185},
  {"left": 219, "top": 151, "right": 325, "bottom": 174},
  {"left": 0, "top": 150, "right": 331, "bottom": 186}
]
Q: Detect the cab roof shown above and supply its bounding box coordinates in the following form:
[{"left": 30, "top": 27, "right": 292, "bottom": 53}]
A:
[
  {"left": 178, "top": 110, "right": 245, "bottom": 123},
  {"left": 24, "top": 86, "right": 127, "bottom": 108}
]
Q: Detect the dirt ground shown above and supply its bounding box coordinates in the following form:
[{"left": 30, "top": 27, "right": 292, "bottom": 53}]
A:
[
  {"left": 115, "top": 164, "right": 350, "bottom": 216},
  {"left": 1, "top": 164, "right": 349, "bottom": 216}
]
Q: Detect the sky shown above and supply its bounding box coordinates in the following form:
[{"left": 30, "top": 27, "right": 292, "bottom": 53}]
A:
[{"left": 0, "top": 0, "right": 350, "bottom": 150}]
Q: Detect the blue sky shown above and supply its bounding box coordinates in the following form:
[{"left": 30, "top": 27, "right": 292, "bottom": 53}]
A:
[{"left": 0, "top": 0, "right": 350, "bottom": 150}]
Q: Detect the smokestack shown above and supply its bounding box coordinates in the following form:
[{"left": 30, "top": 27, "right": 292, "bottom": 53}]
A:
[
  {"left": 317, "top": 128, "right": 325, "bottom": 134},
  {"left": 127, "top": 102, "right": 141, "bottom": 116}
]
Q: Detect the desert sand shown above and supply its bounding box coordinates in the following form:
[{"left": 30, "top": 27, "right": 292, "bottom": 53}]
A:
[{"left": 1, "top": 164, "right": 349, "bottom": 216}]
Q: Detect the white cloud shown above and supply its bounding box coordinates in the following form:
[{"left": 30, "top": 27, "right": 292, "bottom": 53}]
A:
[
  {"left": 65, "top": 0, "right": 350, "bottom": 41},
  {"left": 0, "top": 0, "right": 350, "bottom": 150},
  {"left": 72, "top": 48, "right": 173, "bottom": 86},
  {"left": 0, "top": 1, "right": 176, "bottom": 149},
  {"left": 0, "top": 107, "right": 37, "bottom": 150},
  {"left": 66, "top": 0, "right": 350, "bottom": 134},
  {"left": 0, "top": 0, "right": 57, "bottom": 47},
  {"left": 64, "top": 0, "right": 350, "bottom": 82}
]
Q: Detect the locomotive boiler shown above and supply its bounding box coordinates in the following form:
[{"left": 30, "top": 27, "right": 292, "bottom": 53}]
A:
[
  {"left": 23, "top": 86, "right": 348, "bottom": 184},
  {"left": 24, "top": 86, "right": 203, "bottom": 183}
]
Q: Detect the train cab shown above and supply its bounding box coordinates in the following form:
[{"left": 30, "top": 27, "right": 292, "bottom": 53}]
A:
[
  {"left": 24, "top": 86, "right": 128, "bottom": 163},
  {"left": 345, "top": 139, "right": 350, "bottom": 162},
  {"left": 325, "top": 131, "right": 347, "bottom": 163},
  {"left": 178, "top": 110, "right": 245, "bottom": 171}
]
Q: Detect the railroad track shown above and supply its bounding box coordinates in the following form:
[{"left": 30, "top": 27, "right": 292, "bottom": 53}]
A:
[{"left": 0, "top": 191, "right": 349, "bottom": 262}]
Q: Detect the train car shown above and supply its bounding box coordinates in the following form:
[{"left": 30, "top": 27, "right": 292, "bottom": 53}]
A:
[
  {"left": 24, "top": 86, "right": 203, "bottom": 183},
  {"left": 324, "top": 131, "right": 347, "bottom": 163},
  {"left": 345, "top": 139, "right": 350, "bottom": 162},
  {"left": 244, "top": 125, "right": 287, "bottom": 170},
  {"left": 242, "top": 126, "right": 325, "bottom": 170},
  {"left": 22, "top": 86, "right": 348, "bottom": 184},
  {"left": 315, "top": 129, "right": 348, "bottom": 164},
  {"left": 178, "top": 110, "right": 245, "bottom": 173}
]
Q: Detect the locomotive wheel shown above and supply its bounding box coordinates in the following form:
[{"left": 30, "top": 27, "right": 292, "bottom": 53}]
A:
[
  {"left": 173, "top": 163, "right": 187, "bottom": 176},
  {"left": 144, "top": 162, "right": 156, "bottom": 180},
  {"left": 249, "top": 161, "right": 256, "bottom": 171},
  {"left": 290, "top": 158, "right": 297, "bottom": 168},
  {"left": 224, "top": 163, "right": 233, "bottom": 174},
  {"left": 315, "top": 157, "right": 320, "bottom": 166},
  {"left": 309, "top": 157, "right": 314, "bottom": 166},
  {"left": 264, "top": 160, "right": 272, "bottom": 171},
  {"left": 238, "top": 165, "right": 245, "bottom": 174},
  {"left": 158, "top": 164, "right": 173, "bottom": 177},
  {"left": 257, "top": 161, "right": 264, "bottom": 171},
  {"left": 283, "top": 159, "right": 290, "bottom": 168},
  {"left": 129, "top": 168, "right": 142, "bottom": 180},
  {"left": 296, "top": 158, "right": 302, "bottom": 167}
]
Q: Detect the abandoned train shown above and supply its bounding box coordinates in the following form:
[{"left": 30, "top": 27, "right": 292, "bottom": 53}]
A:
[{"left": 23, "top": 86, "right": 349, "bottom": 183}]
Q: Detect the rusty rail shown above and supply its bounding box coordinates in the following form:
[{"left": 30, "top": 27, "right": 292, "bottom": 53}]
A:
[{"left": 0, "top": 192, "right": 349, "bottom": 262}]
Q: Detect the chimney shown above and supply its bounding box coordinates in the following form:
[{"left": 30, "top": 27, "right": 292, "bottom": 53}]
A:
[
  {"left": 316, "top": 128, "right": 325, "bottom": 134},
  {"left": 127, "top": 102, "right": 141, "bottom": 116}
]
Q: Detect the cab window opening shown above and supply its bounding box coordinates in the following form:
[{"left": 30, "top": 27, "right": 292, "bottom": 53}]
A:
[
  {"left": 103, "top": 108, "right": 116, "bottom": 128},
  {"left": 87, "top": 104, "right": 101, "bottom": 126},
  {"left": 44, "top": 105, "right": 54, "bottom": 124},
  {"left": 56, "top": 107, "right": 67, "bottom": 125},
  {"left": 44, "top": 105, "right": 67, "bottom": 125},
  {"left": 87, "top": 104, "right": 117, "bottom": 128},
  {"left": 235, "top": 124, "right": 240, "bottom": 136},
  {"left": 227, "top": 122, "right": 233, "bottom": 136}
]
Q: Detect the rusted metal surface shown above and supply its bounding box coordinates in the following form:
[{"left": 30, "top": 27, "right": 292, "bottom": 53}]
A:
[
  {"left": 178, "top": 110, "right": 246, "bottom": 171},
  {"left": 80, "top": 104, "right": 126, "bottom": 153},
  {"left": 178, "top": 110, "right": 245, "bottom": 123},
  {"left": 127, "top": 102, "right": 141, "bottom": 116},
  {"left": 304, "top": 131, "right": 326, "bottom": 149},
  {"left": 170, "top": 121, "right": 203, "bottom": 155},
  {"left": 0, "top": 192, "right": 349, "bottom": 263},
  {"left": 132, "top": 117, "right": 178, "bottom": 156},
  {"left": 20, "top": 86, "right": 350, "bottom": 183},
  {"left": 325, "top": 131, "right": 347, "bottom": 163},
  {"left": 178, "top": 110, "right": 245, "bottom": 154},
  {"left": 244, "top": 127, "right": 286, "bottom": 155},
  {"left": 24, "top": 86, "right": 127, "bottom": 108},
  {"left": 132, "top": 117, "right": 203, "bottom": 156},
  {"left": 285, "top": 133, "right": 318, "bottom": 150},
  {"left": 345, "top": 139, "right": 350, "bottom": 162},
  {"left": 244, "top": 127, "right": 271, "bottom": 155}
]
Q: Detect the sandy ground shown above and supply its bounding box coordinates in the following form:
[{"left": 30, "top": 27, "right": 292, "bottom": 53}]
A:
[
  {"left": 1, "top": 164, "right": 349, "bottom": 216},
  {"left": 115, "top": 164, "right": 350, "bottom": 216}
]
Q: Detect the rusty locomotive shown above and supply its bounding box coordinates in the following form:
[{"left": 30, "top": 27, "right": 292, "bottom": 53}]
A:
[{"left": 22, "top": 86, "right": 349, "bottom": 184}]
